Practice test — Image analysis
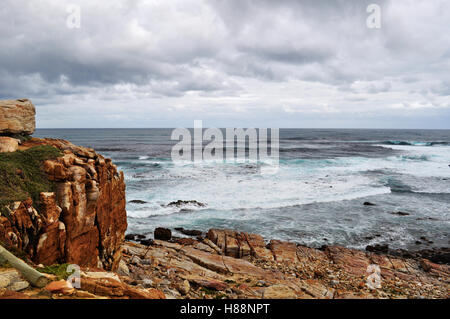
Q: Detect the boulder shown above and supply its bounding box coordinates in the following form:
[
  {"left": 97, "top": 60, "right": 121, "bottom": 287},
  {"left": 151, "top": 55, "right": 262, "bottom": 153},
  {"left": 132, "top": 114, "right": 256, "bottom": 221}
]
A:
[
  {"left": 45, "top": 280, "right": 74, "bottom": 295},
  {"left": 0, "top": 99, "right": 35, "bottom": 135},
  {"left": 154, "top": 227, "right": 172, "bottom": 241},
  {"left": 0, "top": 137, "right": 19, "bottom": 153}
]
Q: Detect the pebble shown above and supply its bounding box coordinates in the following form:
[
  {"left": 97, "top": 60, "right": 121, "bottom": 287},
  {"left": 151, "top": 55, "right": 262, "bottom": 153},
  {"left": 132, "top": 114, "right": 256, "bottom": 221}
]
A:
[{"left": 177, "top": 280, "right": 190, "bottom": 295}]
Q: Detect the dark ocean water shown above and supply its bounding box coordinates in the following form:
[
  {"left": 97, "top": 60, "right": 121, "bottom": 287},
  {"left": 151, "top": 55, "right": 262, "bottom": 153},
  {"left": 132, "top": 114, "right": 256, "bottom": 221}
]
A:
[{"left": 34, "top": 129, "right": 450, "bottom": 250}]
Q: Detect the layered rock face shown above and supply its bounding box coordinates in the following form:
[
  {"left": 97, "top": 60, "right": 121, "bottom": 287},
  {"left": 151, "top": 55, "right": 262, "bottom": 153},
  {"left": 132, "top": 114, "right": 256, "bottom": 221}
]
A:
[
  {"left": 0, "top": 99, "right": 35, "bottom": 135},
  {"left": 0, "top": 98, "right": 127, "bottom": 270},
  {"left": 0, "top": 138, "right": 127, "bottom": 270}
]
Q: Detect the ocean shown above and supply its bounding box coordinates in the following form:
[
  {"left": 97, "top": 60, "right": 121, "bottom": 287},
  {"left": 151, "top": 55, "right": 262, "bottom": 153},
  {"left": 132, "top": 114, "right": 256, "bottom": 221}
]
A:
[{"left": 34, "top": 128, "right": 450, "bottom": 251}]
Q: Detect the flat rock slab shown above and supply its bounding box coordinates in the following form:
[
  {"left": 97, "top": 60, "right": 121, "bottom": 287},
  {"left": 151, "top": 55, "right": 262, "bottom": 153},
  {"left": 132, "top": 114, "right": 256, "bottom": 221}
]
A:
[{"left": 181, "top": 246, "right": 228, "bottom": 274}]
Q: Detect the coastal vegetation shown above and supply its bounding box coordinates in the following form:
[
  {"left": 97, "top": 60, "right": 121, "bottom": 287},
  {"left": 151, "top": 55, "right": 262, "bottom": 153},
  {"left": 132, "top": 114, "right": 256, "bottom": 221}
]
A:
[{"left": 0, "top": 145, "right": 61, "bottom": 213}]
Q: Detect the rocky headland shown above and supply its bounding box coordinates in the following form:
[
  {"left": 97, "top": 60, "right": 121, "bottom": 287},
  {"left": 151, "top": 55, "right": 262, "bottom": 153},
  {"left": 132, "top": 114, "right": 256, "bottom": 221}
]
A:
[{"left": 0, "top": 99, "right": 448, "bottom": 299}]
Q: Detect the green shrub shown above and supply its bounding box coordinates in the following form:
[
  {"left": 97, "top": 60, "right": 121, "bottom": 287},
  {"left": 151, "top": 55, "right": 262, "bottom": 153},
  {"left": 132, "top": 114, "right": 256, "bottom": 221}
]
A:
[
  {"left": 36, "top": 263, "right": 74, "bottom": 280},
  {"left": 0, "top": 145, "right": 62, "bottom": 212}
]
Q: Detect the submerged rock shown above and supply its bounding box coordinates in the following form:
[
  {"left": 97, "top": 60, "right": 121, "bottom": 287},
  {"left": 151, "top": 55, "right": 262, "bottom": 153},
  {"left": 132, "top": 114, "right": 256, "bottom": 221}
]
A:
[
  {"left": 391, "top": 211, "right": 410, "bottom": 216},
  {"left": 128, "top": 200, "right": 147, "bottom": 204},
  {"left": 363, "top": 201, "right": 376, "bottom": 206},
  {"left": 165, "top": 200, "right": 206, "bottom": 208}
]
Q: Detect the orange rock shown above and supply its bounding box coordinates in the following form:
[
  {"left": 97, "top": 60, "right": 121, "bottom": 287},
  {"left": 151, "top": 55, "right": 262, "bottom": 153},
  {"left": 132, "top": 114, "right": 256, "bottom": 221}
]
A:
[
  {"left": 245, "top": 233, "right": 274, "bottom": 261},
  {"left": 45, "top": 280, "right": 74, "bottom": 294},
  {"left": 80, "top": 277, "right": 165, "bottom": 299},
  {"left": 325, "top": 246, "right": 370, "bottom": 277},
  {"left": 268, "top": 240, "right": 298, "bottom": 263}
]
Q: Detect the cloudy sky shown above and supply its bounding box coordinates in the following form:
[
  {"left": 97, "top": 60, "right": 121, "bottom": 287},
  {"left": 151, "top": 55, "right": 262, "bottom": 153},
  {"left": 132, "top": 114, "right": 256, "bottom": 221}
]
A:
[{"left": 1, "top": 0, "right": 449, "bottom": 128}]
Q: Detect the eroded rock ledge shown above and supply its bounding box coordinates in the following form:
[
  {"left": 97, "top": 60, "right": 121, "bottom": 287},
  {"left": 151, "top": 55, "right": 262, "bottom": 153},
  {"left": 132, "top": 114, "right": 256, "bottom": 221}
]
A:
[
  {"left": 120, "top": 229, "right": 449, "bottom": 299},
  {"left": 0, "top": 137, "right": 127, "bottom": 270}
]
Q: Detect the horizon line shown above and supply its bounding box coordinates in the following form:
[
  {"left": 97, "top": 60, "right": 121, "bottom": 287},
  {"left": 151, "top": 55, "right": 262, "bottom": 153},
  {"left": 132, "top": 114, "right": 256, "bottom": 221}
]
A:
[{"left": 35, "top": 127, "right": 450, "bottom": 130}]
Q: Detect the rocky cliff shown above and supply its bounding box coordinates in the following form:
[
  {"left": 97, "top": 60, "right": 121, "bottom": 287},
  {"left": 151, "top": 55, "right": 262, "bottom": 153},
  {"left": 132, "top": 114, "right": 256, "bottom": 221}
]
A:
[{"left": 0, "top": 99, "right": 127, "bottom": 271}]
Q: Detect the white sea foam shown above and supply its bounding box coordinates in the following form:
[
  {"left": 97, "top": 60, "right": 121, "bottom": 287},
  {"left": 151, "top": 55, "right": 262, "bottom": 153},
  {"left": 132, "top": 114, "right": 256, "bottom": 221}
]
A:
[{"left": 126, "top": 142, "right": 450, "bottom": 218}]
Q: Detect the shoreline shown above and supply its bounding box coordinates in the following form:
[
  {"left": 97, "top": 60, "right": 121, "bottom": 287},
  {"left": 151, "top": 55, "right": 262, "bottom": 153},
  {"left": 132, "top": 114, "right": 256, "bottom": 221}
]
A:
[{"left": 120, "top": 228, "right": 450, "bottom": 299}]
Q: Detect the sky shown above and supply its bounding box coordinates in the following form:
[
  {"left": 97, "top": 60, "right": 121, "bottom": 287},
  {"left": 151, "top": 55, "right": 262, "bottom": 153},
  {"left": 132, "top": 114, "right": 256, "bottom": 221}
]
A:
[{"left": 0, "top": 0, "right": 449, "bottom": 129}]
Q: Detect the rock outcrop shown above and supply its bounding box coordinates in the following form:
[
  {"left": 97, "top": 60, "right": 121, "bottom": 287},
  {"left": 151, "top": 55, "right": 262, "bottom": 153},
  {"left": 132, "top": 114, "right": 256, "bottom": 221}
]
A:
[
  {"left": 0, "top": 137, "right": 127, "bottom": 270},
  {"left": 0, "top": 99, "right": 35, "bottom": 136},
  {"left": 119, "top": 229, "right": 449, "bottom": 299},
  {"left": 1, "top": 228, "right": 449, "bottom": 299},
  {"left": 0, "top": 98, "right": 126, "bottom": 272}
]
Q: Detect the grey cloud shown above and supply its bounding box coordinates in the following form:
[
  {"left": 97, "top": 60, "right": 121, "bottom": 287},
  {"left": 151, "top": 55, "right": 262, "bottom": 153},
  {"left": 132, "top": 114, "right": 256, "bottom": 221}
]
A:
[{"left": 0, "top": 0, "right": 449, "bottom": 128}]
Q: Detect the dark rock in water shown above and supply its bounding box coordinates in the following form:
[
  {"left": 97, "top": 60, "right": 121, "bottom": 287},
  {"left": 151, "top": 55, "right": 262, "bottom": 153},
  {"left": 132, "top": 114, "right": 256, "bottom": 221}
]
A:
[
  {"left": 129, "top": 200, "right": 147, "bottom": 204},
  {"left": 154, "top": 227, "right": 172, "bottom": 241},
  {"left": 415, "top": 241, "right": 422, "bottom": 245},
  {"left": 179, "top": 209, "right": 194, "bottom": 213},
  {"left": 419, "top": 236, "right": 434, "bottom": 244},
  {"left": 165, "top": 200, "right": 206, "bottom": 207},
  {"left": 416, "top": 217, "right": 439, "bottom": 221},
  {"left": 391, "top": 211, "right": 410, "bottom": 216},
  {"left": 125, "top": 233, "right": 147, "bottom": 241},
  {"left": 366, "top": 244, "right": 389, "bottom": 253},
  {"left": 175, "top": 227, "right": 203, "bottom": 236},
  {"left": 139, "top": 239, "right": 154, "bottom": 246},
  {"left": 363, "top": 202, "right": 376, "bottom": 206}
]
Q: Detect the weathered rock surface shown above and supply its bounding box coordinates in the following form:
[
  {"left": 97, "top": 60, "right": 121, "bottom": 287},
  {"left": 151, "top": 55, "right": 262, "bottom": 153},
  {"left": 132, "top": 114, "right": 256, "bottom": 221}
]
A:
[
  {"left": 0, "top": 137, "right": 20, "bottom": 153},
  {"left": 0, "top": 137, "right": 127, "bottom": 270},
  {"left": 118, "top": 229, "right": 449, "bottom": 299},
  {"left": 0, "top": 99, "right": 35, "bottom": 135}
]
